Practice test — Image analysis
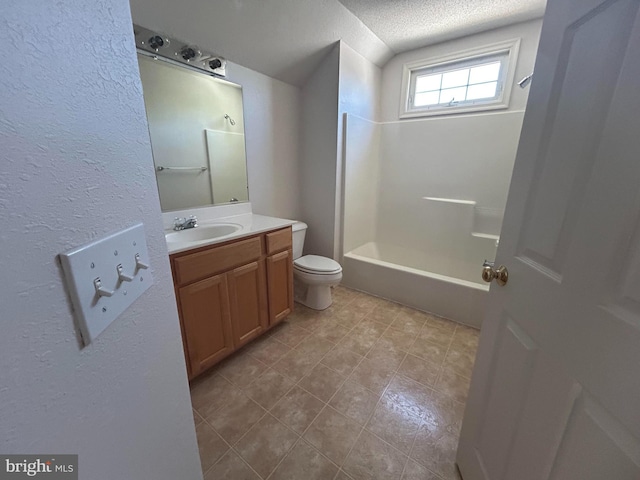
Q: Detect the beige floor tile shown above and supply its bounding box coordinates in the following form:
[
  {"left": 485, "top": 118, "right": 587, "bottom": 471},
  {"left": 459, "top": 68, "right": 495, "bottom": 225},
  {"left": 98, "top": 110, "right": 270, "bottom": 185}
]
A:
[
  {"left": 426, "top": 314, "right": 457, "bottom": 334},
  {"left": 366, "top": 341, "right": 407, "bottom": 369},
  {"left": 443, "top": 342, "right": 476, "bottom": 379},
  {"left": 235, "top": 414, "right": 299, "bottom": 478},
  {"left": 321, "top": 346, "right": 363, "bottom": 377},
  {"left": 420, "top": 390, "right": 465, "bottom": 440},
  {"left": 410, "top": 427, "right": 461, "bottom": 480},
  {"left": 329, "top": 380, "right": 379, "bottom": 426},
  {"left": 216, "top": 353, "right": 268, "bottom": 389},
  {"left": 434, "top": 366, "right": 471, "bottom": 404},
  {"left": 270, "top": 440, "right": 339, "bottom": 480},
  {"left": 191, "top": 373, "right": 244, "bottom": 420},
  {"left": 271, "top": 322, "right": 312, "bottom": 347},
  {"left": 452, "top": 325, "right": 479, "bottom": 350},
  {"left": 298, "top": 363, "right": 346, "bottom": 402},
  {"left": 303, "top": 406, "right": 362, "bottom": 465},
  {"left": 313, "top": 320, "right": 352, "bottom": 344},
  {"left": 350, "top": 293, "right": 383, "bottom": 312},
  {"left": 196, "top": 422, "right": 229, "bottom": 473},
  {"left": 204, "top": 450, "right": 260, "bottom": 480},
  {"left": 334, "top": 470, "right": 353, "bottom": 480},
  {"left": 419, "top": 324, "right": 455, "bottom": 347},
  {"left": 335, "top": 470, "right": 355, "bottom": 480},
  {"left": 366, "top": 302, "right": 403, "bottom": 326},
  {"left": 390, "top": 313, "right": 425, "bottom": 336},
  {"left": 338, "top": 331, "right": 379, "bottom": 357},
  {"left": 295, "top": 335, "right": 336, "bottom": 358},
  {"left": 383, "top": 375, "right": 433, "bottom": 421},
  {"left": 243, "top": 368, "right": 295, "bottom": 410},
  {"left": 207, "top": 393, "right": 266, "bottom": 445},
  {"left": 270, "top": 385, "right": 325, "bottom": 434},
  {"left": 191, "top": 290, "right": 473, "bottom": 480},
  {"left": 272, "top": 347, "right": 325, "bottom": 382},
  {"left": 366, "top": 400, "right": 422, "bottom": 452},
  {"left": 193, "top": 408, "right": 203, "bottom": 426},
  {"left": 343, "top": 430, "right": 407, "bottom": 480},
  {"left": 349, "top": 356, "right": 397, "bottom": 395},
  {"left": 401, "top": 459, "right": 440, "bottom": 480},
  {"left": 355, "top": 318, "right": 389, "bottom": 337},
  {"left": 378, "top": 327, "right": 418, "bottom": 353},
  {"left": 244, "top": 335, "right": 292, "bottom": 366},
  {"left": 334, "top": 304, "right": 370, "bottom": 329},
  {"left": 288, "top": 304, "right": 322, "bottom": 330},
  {"left": 409, "top": 337, "right": 448, "bottom": 366},
  {"left": 397, "top": 354, "right": 441, "bottom": 387}
]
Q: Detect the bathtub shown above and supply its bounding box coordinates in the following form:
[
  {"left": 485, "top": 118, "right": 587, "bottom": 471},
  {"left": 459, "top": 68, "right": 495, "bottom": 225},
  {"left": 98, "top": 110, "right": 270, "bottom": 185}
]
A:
[{"left": 342, "top": 241, "right": 490, "bottom": 328}]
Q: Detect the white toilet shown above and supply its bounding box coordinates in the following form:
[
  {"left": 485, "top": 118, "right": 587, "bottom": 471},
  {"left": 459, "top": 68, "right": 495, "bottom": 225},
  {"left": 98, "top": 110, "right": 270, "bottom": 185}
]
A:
[{"left": 292, "top": 222, "right": 342, "bottom": 310}]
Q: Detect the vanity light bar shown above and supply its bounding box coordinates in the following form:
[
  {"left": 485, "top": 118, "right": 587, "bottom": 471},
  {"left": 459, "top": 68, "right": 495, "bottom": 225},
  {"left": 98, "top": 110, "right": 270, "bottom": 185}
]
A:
[{"left": 133, "top": 24, "right": 227, "bottom": 77}]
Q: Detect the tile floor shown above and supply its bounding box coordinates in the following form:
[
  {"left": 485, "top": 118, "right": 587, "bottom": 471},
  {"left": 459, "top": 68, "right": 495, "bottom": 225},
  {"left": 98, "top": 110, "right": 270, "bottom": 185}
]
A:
[{"left": 190, "top": 286, "right": 479, "bottom": 480}]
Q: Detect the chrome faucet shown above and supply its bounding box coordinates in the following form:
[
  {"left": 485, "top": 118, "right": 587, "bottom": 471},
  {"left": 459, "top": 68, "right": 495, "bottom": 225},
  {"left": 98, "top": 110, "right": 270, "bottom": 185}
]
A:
[{"left": 173, "top": 215, "right": 198, "bottom": 231}]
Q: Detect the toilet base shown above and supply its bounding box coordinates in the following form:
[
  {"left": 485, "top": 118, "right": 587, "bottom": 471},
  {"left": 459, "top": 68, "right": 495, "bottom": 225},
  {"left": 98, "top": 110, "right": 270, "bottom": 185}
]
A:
[
  {"left": 297, "top": 284, "right": 333, "bottom": 310},
  {"left": 293, "top": 274, "right": 341, "bottom": 311}
]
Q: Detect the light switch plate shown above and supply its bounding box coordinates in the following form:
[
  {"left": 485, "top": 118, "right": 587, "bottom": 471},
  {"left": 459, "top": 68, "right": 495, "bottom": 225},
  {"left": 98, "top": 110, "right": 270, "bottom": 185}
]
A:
[{"left": 59, "top": 223, "right": 153, "bottom": 346}]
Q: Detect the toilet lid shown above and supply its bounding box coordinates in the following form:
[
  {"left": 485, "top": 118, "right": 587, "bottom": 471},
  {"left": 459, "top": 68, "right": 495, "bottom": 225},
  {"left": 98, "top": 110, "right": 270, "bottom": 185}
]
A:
[{"left": 294, "top": 255, "right": 342, "bottom": 274}]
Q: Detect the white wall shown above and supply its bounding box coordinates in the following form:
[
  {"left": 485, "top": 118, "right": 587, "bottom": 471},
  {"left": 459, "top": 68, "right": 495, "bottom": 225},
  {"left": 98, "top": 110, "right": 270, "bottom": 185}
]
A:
[
  {"left": 300, "top": 46, "right": 341, "bottom": 257},
  {"left": 337, "top": 42, "right": 382, "bottom": 257},
  {"left": 226, "top": 62, "right": 302, "bottom": 220},
  {"left": 0, "top": 2, "right": 202, "bottom": 479},
  {"left": 380, "top": 19, "right": 543, "bottom": 120}
]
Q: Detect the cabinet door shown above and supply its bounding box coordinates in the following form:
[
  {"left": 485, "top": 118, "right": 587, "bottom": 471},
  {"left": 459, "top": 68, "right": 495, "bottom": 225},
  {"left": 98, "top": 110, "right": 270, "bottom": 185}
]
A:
[
  {"left": 178, "top": 274, "right": 233, "bottom": 378},
  {"left": 227, "top": 260, "right": 268, "bottom": 348},
  {"left": 266, "top": 249, "right": 293, "bottom": 326}
]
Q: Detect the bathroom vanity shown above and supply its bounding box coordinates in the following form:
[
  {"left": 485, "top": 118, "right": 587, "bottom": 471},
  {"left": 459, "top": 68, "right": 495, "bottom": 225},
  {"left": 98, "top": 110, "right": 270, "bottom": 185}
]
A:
[
  {"left": 136, "top": 36, "right": 296, "bottom": 380},
  {"left": 168, "top": 219, "right": 294, "bottom": 380}
]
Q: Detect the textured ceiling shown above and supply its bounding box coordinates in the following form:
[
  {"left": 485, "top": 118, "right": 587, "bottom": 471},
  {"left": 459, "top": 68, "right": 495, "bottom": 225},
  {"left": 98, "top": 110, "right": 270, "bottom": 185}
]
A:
[
  {"left": 130, "top": 0, "right": 546, "bottom": 87},
  {"left": 337, "top": 0, "right": 547, "bottom": 53},
  {"left": 130, "top": 0, "right": 393, "bottom": 87}
]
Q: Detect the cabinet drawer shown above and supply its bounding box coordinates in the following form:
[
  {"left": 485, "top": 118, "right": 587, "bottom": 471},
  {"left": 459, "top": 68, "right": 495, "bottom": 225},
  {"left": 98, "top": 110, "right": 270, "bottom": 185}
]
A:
[
  {"left": 173, "top": 236, "right": 263, "bottom": 286},
  {"left": 265, "top": 227, "right": 292, "bottom": 255}
]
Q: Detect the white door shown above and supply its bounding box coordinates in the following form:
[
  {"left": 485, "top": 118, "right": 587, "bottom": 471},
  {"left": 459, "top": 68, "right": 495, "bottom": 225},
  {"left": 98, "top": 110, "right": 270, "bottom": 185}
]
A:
[{"left": 456, "top": 0, "right": 640, "bottom": 479}]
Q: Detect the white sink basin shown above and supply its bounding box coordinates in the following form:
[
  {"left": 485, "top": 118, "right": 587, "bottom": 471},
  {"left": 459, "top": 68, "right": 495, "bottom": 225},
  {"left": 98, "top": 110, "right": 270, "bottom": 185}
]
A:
[{"left": 165, "top": 223, "right": 242, "bottom": 245}]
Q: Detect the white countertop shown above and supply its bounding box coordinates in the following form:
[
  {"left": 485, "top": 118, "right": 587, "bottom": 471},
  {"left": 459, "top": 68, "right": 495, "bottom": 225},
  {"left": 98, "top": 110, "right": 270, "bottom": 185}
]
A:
[{"left": 165, "top": 213, "right": 296, "bottom": 254}]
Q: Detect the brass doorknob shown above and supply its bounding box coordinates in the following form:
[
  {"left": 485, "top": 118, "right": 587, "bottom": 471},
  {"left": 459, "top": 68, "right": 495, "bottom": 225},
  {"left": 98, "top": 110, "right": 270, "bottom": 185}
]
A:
[{"left": 482, "top": 265, "right": 509, "bottom": 286}]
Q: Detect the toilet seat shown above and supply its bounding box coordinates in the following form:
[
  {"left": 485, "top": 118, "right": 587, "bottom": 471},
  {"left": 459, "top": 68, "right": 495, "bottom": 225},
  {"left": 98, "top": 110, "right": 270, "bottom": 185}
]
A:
[{"left": 294, "top": 255, "right": 342, "bottom": 275}]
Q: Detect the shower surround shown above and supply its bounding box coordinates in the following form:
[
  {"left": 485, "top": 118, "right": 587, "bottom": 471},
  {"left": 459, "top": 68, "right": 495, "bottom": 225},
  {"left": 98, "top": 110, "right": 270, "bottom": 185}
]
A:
[{"left": 341, "top": 111, "right": 524, "bottom": 327}]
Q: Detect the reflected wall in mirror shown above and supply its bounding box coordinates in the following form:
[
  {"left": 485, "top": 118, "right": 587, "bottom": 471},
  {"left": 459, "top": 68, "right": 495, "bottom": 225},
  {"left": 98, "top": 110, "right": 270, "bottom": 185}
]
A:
[{"left": 138, "top": 54, "right": 249, "bottom": 211}]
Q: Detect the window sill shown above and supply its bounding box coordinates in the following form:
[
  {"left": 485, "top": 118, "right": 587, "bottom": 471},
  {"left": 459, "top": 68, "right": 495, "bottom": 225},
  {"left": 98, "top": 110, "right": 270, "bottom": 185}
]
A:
[{"left": 399, "top": 101, "right": 509, "bottom": 119}]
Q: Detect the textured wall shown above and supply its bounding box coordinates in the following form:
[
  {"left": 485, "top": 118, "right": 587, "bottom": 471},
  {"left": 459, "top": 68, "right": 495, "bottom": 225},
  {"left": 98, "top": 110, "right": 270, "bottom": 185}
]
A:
[{"left": 0, "top": 1, "right": 202, "bottom": 479}]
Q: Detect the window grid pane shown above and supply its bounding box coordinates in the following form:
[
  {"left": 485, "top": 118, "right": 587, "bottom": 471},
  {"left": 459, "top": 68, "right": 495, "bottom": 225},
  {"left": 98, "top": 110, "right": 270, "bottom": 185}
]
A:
[
  {"left": 416, "top": 73, "right": 442, "bottom": 93},
  {"left": 441, "top": 68, "right": 470, "bottom": 89},
  {"left": 468, "top": 62, "right": 501, "bottom": 85},
  {"left": 410, "top": 56, "right": 505, "bottom": 111}
]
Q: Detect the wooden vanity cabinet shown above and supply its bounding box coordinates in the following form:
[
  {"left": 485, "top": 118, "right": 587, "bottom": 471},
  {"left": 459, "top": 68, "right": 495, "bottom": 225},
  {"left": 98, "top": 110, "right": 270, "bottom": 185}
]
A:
[{"left": 170, "top": 226, "right": 293, "bottom": 380}]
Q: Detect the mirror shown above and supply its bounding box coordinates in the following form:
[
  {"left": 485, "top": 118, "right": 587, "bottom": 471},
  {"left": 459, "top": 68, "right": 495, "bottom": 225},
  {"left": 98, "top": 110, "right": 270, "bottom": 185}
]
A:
[{"left": 137, "top": 54, "right": 249, "bottom": 212}]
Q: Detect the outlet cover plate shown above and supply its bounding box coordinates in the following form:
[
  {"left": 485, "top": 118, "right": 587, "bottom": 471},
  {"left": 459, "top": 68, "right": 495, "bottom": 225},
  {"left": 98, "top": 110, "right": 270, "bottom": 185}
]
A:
[{"left": 59, "top": 223, "right": 153, "bottom": 346}]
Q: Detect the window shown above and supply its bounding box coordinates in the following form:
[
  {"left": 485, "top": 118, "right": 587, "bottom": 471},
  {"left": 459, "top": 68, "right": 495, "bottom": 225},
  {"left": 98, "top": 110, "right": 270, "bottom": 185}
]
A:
[{"left": 400, "top": 39, "right": 520, "bottom": 118}]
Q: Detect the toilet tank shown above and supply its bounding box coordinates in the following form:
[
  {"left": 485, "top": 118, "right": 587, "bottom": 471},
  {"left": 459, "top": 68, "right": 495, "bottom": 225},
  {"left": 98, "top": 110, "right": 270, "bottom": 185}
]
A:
[{"left": 291, "top": 222, "right": 307, "bottom": 260}]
